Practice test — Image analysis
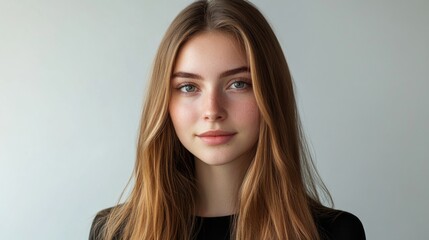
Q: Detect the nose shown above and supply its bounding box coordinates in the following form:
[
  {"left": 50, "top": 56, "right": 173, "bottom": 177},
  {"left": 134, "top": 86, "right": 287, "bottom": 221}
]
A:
[{"left": 202, "top": 90, "right": 227, "bottom": 121}]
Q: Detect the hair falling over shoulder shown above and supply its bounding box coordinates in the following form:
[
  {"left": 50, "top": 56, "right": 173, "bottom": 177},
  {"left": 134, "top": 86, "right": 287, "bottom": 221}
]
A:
[{"left": 96, "top": 0, "right": 333, "bottom": 239}]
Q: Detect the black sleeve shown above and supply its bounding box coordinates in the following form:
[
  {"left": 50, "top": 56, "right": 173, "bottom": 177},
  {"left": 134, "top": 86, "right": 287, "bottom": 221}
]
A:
[
  {"left": 317, "top": 211, "right": 366, "bottom": 240},
  {"left": 89, "top": 208, "right": 111, "bottom": 240}
]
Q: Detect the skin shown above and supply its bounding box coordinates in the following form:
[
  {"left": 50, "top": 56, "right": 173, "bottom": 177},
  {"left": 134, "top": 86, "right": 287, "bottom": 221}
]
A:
[{"left": 169, "top": 31, "right": 260, "bottom": 216}]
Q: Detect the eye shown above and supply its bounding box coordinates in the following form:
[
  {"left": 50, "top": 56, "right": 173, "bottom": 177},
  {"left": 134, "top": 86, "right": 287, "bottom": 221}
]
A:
[
  {"left": 178, "top": 84, "right": 197, "bottom": 93},
  {"left": 229, "top": 80, "right": 251, "bottom": 89}
]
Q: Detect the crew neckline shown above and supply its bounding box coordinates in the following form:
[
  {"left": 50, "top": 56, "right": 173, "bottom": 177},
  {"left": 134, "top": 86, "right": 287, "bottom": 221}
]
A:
[{"left": 195, "top": 215, "right": 234, "bottom": 219}]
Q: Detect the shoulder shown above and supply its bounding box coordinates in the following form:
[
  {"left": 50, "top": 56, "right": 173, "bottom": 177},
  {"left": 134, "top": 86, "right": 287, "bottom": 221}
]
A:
[
  {"left": 89, "top": 207, "right": 115, "bottom": 240},
  {"left": 314, "top": 208, "right": 366, "bottom": 240}
]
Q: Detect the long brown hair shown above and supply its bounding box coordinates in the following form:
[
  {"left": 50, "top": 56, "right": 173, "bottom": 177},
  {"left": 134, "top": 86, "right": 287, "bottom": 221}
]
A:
[{"left": 95, "top": 0, "right": 332, "bottom": 239}]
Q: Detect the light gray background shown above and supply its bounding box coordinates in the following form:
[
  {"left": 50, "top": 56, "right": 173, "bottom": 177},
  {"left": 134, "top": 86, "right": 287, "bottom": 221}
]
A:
[{"left": 1, "top": 0, "right": 428, "bottom": 239}]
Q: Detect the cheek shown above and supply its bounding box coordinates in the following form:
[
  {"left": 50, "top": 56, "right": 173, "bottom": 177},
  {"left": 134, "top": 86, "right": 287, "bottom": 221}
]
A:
[
  {"left": 169, "top": 98, "right": 196, "bottom": 132},
  {"left": 230, "top": 97, "right": 260, "bottom": 124}
]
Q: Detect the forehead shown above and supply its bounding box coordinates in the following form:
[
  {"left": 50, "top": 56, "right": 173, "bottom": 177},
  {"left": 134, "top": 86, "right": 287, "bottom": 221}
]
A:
[{"left": 173, "top": 31, "right": 248, "bottom": 74}]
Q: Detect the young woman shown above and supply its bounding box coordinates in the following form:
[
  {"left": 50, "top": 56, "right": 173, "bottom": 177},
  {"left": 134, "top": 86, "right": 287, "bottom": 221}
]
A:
[{"left": 90, "top": 0, "right": 365, "bottom": 239}]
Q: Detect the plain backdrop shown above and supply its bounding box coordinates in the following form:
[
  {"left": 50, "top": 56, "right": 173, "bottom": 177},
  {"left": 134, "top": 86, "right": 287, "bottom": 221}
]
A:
[{"left": 1, "top": 0, "right": 428, "bottom": 239}]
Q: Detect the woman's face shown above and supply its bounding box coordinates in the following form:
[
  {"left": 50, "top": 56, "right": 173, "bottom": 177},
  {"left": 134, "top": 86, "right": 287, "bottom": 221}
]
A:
[{"left": 169, "top": 31, "right": 260, "bottom": 167}]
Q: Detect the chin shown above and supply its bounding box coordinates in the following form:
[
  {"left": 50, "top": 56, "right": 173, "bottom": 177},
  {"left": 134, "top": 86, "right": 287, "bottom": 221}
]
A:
[{"left": 194, "top": 151, "right": 253, "bottom": 167}]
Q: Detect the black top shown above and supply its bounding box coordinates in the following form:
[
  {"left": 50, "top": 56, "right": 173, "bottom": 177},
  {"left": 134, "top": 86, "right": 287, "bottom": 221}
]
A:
[
  {"left": 193, "top": 211, "right": 365, "bottom": 240},
  {"left": 89, "top": 207, "right": 365, "bottom": 240}
]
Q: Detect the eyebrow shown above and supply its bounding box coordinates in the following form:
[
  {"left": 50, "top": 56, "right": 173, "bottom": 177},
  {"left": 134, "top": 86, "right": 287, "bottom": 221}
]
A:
[{"left": 172, "top": 66, "right": 250, "bottom": 80}]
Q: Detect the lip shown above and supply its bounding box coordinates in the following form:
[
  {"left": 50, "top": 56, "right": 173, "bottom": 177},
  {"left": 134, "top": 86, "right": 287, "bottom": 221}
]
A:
[{"left": 196, "top": 130, "right": 236, "bottom": 145}]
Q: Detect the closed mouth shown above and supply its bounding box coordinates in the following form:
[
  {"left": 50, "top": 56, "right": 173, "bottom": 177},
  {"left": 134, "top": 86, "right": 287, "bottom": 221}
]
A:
[
  {"left": 196, "top": 130, "right": 236, "bottom": 145},
  {"left": 197, "top": 130, "right": 236, "bottom": 137}
]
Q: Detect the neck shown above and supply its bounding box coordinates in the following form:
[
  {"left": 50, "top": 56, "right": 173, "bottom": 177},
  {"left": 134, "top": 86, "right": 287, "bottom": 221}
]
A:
[{"left": 194, "top": 156, "right": 251, "bottom": 217}]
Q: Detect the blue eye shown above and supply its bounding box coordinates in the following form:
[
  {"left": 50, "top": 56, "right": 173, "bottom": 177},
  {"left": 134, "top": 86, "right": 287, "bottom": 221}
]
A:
[
  {"left": 230, "top": 80, "right": 249, "bottom": 89},
  {"left": 179, "top": 84, "right": 197, "bottom": 93}
]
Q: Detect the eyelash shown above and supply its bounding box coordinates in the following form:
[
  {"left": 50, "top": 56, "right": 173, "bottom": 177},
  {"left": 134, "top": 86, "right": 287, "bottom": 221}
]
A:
[
  {"left": 177, "top": 82, "right": 198, "bottom": 93},
  {"left": 176, "top": 79, "right": 252, "bottom": 93},
  {"left": 230, "top": 79, "right": 251, "bottom": 89}
]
